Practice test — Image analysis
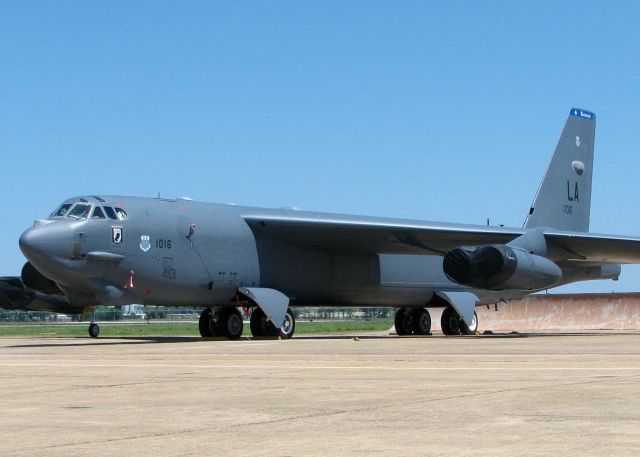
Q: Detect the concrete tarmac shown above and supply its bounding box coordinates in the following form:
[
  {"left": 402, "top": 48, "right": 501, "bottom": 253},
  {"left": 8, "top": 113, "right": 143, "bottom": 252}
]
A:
[{"left": 1, "top": 331, "right": 640, "bottom": 456}]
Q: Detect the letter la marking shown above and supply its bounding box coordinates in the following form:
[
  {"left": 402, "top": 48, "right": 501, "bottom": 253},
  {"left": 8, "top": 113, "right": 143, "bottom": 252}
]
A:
[{"left": 567, "top": 181, "right": 579, "bottom": 202}]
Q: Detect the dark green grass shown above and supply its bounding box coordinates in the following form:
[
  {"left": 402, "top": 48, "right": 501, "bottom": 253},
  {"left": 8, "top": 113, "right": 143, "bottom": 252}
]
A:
[{"left": 0, "top": 319, "right": 393, "bottom": 337}]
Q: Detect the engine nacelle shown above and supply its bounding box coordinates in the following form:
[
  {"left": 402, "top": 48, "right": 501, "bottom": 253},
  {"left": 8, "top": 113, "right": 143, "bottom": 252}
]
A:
[
  {"left": 443, "top": 245, "right": 562, "bottom": 291},
  {"left": 21, "top": 262, "right": 63, "bottom": 295}
]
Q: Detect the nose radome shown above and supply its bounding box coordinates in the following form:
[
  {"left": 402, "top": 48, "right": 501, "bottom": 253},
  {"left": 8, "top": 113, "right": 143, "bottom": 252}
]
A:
[
  {"left": 19, "top": 222, "right": 71, "bottom": 260},
  {"left": 33, "top": 219, "right": 55, "bottom": 228},
  {"left": 19, "top": 226, "right": 48, "bottom": 259}
]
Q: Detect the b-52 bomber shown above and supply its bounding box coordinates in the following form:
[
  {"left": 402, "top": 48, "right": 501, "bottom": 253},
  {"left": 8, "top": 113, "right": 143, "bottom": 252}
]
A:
[{"left": 2, "top": 108, "right": 639, "bottom": 339}]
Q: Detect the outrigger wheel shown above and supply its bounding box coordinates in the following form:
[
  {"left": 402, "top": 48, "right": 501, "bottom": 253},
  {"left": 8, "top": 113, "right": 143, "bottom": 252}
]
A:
[{"left": 88, "top": 323, "right": 100, "bottom": 338}]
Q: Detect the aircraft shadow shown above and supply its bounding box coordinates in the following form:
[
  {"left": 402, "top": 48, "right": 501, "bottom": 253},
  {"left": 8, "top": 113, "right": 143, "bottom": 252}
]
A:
[{"left": 4, "top": 330, "right": 639, "bottom": 348}]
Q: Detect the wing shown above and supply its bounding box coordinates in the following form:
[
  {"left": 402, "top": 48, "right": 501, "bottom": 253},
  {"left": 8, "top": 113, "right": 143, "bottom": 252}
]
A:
[
  {"left": 0, "top": 277, "right": 76, "bottom": 313},
  {"left": 241, "top": 209, "right": 640, "bottom": 264},
  {"left": 241, "top": 209, "right": 524, "bottom": 255}
]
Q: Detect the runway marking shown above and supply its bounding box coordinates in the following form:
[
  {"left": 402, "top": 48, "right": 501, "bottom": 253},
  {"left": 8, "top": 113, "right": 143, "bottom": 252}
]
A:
[
  {"left": 146, "top": 352, "right": 640, "bottom": 357},
  {"left": 1, "top": 362, "right": 639, "bottom": 371}
]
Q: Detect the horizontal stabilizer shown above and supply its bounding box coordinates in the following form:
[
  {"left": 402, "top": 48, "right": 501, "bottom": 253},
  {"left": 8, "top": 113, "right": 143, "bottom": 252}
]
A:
[{"left": 545, "top": 231, "right": 640, "bottom": 263}]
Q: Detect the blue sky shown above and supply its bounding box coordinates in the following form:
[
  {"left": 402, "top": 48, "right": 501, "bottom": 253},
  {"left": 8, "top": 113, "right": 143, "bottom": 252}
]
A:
[{"left": 1, "top": 1, "right": 639, "bottom": 292}]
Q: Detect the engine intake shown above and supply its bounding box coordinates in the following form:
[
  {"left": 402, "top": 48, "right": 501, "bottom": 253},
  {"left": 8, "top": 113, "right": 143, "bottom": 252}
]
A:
[
  {"left": 443, "top": 245, "right": 562, "bottom": 291},
  {"left": 21, "top": 262, "right": 63, "bottom": 295}
]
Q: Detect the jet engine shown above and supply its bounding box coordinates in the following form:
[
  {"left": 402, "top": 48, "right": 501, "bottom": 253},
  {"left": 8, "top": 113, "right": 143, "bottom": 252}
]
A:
[
  {"left": 21, "top": 262, "right": 63, "bottom": 295},
  {"left": 443, "top": 245, "right": 562, "bottom": 291}
]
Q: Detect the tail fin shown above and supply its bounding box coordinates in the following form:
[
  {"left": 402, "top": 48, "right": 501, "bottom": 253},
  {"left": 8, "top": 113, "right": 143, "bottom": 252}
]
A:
[{"left": 523, "top": 108, "right": 596, "bottom": 232}]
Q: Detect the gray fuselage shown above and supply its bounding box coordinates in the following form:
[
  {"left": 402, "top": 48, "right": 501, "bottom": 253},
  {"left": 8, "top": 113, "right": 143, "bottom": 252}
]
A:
[{"left": 20, "top": 195, "right": 525, "bottom": 311}]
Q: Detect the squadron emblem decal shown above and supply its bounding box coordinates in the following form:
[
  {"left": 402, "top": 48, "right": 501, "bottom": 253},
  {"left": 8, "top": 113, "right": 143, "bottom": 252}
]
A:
[
  {"left": 112, "top": 226, "right": 122, "bottom": 244},
  {"left": 139, "top": 235, "right": 151, "bottom": 252}
]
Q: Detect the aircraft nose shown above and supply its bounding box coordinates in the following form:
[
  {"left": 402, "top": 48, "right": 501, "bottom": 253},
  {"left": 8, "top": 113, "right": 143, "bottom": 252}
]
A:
[{"left": 19, "top": 221, "right": 71, "bottom": 260}]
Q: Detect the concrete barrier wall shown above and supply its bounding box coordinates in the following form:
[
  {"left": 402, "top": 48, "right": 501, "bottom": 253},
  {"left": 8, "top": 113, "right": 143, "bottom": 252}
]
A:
[{"left": 430, "top": 293, "right": 640, "bottom": 332}]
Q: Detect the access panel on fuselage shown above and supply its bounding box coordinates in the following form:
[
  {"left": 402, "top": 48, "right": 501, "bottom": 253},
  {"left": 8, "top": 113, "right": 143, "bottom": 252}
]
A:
[
  {"left": 127, "top": 200, "right": 213, "bottom": 305},
  {"left": 175, "top": 204, "right": 260, "bottom": 302}
]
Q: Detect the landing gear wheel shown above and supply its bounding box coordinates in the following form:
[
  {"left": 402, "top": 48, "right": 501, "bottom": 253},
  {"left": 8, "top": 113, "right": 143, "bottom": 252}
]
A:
[
  {"left": 279, "top": 308, "right": 296, "bottom": 339},
  {"left": 412, "top": 308, "right": 431, "bottom": 335},
  {"left": 250, "top": 307, "right": 274, "bottom": 337},
  {"left": 199, "top": 307, "right": 214, "bottom": 337},
  {"left": 250, "top": 307, "right": 295, "bottom": 338},
  {"left": 88, "top": 323, "right": 100, "bottom": 338},
  {"left": 394, "top": 307, "right": 414, "bottom": 335},
  {"left": 440, "top": 307, "right": 461, "bottom": 335},
  {"left": 459, "top": 311, "right": 479, "bottom": 335},
  {"left": 221, "top": 307, "right": 244, "bottom": 340}
]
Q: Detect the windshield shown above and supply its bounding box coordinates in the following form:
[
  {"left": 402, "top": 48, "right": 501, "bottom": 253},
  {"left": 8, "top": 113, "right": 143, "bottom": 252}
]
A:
[
  {"left": 49, "top": 201, "right": 126, "bottom": 221},
  {"left": 103, "top": 206, "right": 117, "bottom": 220},
  {"left": 67, "top": 204, "right": 92, "bottom": 220},
  {"left": 50, "top": 203, "right": 72, "bottom": 218},
  {"left": 91, "top": 207, "right": 106, "bottom": 219}
]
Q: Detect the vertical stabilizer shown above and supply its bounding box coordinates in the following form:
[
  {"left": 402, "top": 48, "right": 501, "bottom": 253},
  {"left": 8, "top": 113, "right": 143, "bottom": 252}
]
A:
[{"left": 524, "top": 108, "right": 596, "bottom": 232}]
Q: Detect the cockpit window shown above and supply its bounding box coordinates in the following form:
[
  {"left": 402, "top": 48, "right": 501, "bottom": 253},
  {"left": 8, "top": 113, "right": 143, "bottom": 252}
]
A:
[
  {"left": 67, "top": 204, "right": 92, "bottom": 220},
  {"left": 51, "top": 203, "right": 72, "bottom": 218},
  {"left": 115, "top": 208, "right": 127, "bottom": 220},
  {"left": 103, "top": 206, "right": 117, "bottom": 220},
  {"left": 91, "top": 207, "right": 106, "bottom": 219}
]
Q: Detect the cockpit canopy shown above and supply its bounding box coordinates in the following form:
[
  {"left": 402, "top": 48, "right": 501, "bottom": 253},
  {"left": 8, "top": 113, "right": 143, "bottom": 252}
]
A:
[{"left": 50, "top": 199, "right": 127, "bottom": 221}]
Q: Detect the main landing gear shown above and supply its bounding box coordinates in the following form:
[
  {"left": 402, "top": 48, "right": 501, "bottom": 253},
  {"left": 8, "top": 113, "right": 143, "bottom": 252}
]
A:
[
  {"left": 440, "top": 307, "right": 478, "bottom": 335},
  {"left": 199, "top": 306, "right": 244, "bottom": 340},
  {"left": 198, "top": 306, "right": 296, "bottom": 340},
  {"left": 394, "top": 307, "right": 432, "bottom": 336},
  {"left": 394, "top": 307, "right": 479, "bottom": 336},
  {"left": 250, "top": 307, "right": 295, "bottom": 339}
]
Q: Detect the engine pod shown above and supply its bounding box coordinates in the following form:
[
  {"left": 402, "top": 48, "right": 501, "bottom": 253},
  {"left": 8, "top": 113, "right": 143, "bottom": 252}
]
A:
[
  {"left": 443, "top": 245, "right": 562, "bottom": 291},
  {"left": 21, "top": 262, "right": 63, "bottom": 295}
]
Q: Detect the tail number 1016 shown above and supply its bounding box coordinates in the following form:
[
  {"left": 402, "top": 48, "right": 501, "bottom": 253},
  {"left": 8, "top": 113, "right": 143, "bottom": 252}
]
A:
[{"left": 156, "top": 239, "right": 172, "bottom": 249}]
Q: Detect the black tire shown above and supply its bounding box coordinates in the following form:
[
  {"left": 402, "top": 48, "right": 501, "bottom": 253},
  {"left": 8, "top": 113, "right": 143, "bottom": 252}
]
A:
[
  {"left": 441, "top": 307, "right": 461, "bottom": 335},
  {"left": 278, "top": 308, "right": 296, "bottom": 339},
  {"left": 459, "top": 311, "right": 479, "bottom": 335},
  {"left": 88, "top": 323, "right": 100, "bottom": 338},
  {"left": 199, "top": 308, "right": 214, "bottom": 337},
  {"left": 250, "top": 307, "right": 293, "bottom": 338},
  {"left": 250, "top": 307, "right": 264, "bottom": 337},
  {"left": 394, "top": 307, "right": 413, "bottom": 335},
  {"left": 222, "top": 307, "right": 244, "bottom": 340},
  {"left": 413, "top": 308, "right": 431, "bottom": 335},
  {"left": 250, "top": 307, "right": 275, "bottom": 337}
]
